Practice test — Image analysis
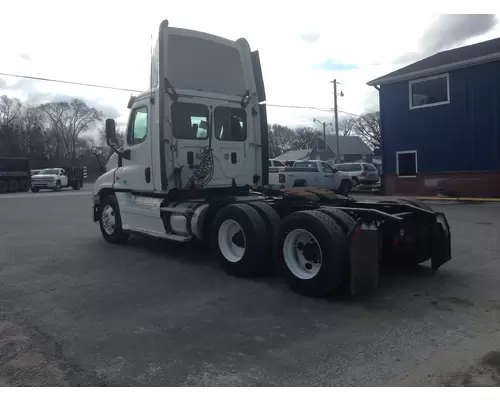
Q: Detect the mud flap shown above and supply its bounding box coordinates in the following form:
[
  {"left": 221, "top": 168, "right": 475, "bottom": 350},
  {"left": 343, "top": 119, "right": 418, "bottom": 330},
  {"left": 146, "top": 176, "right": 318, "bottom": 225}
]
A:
[
  {"left": 430, "top": 212, "right": 451, "bottom": 270},
  {"left": 347, "top": 220, "right": 379, "bottom": 295}
]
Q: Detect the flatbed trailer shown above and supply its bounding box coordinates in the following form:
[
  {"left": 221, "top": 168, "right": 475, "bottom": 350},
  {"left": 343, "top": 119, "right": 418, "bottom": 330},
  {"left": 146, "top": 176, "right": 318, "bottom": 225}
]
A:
[{"left": 92, "top": 20, "right": 451, "bottom": 298}]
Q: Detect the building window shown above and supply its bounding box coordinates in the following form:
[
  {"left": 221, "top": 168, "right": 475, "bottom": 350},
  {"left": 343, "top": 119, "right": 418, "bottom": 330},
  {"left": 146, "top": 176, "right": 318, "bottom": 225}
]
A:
[
  {"left": 396, "top": 150, "right": 417, "bottom": 177},
  {"left": 409, "top": 74, "right": 449, "bottom": 110}
]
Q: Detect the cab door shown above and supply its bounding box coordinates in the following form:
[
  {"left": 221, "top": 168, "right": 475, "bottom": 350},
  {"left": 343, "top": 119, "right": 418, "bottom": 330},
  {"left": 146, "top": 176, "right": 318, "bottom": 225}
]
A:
[
  {"left": 115, "top": 100, "right": 154, "bottom": 192},
  {"left": 210, "top": 105, "right": 254, "bottom": 188},
  {"left": 319, "top": 161, "right": 338, "bottom": 189}
]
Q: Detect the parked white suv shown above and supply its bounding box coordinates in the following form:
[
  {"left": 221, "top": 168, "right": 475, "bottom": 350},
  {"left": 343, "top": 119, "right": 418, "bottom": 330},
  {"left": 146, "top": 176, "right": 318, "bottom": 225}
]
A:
[{"left": 333, "top": 162, "right": 380, "bottom": 186}]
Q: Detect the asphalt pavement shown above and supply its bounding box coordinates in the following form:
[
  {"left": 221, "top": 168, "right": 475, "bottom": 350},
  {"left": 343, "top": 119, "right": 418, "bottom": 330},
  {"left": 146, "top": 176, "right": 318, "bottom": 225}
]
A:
[{"left": 1, "top": 187, "right": 500, "bottom": 386}]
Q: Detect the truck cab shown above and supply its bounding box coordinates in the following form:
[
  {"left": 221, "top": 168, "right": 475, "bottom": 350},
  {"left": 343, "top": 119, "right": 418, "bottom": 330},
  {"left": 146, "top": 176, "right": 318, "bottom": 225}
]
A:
[{"left": 95, "top": 22, "right": 266, "bottom": 199}]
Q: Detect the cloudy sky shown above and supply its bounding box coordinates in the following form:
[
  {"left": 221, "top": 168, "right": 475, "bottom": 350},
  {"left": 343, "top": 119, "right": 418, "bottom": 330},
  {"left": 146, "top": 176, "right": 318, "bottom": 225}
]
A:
[{"left": 1, "top": 2, "right": 499, "bottom": 137}]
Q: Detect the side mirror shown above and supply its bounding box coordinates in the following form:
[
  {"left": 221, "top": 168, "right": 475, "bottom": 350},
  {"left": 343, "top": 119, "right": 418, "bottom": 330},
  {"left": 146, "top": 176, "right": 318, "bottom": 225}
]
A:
[
  {"left": 105, "top": 119, "right": 119, "bottom": 147},
  {"left": 332, "top": 168, "right": 338, "bottom": 173}
]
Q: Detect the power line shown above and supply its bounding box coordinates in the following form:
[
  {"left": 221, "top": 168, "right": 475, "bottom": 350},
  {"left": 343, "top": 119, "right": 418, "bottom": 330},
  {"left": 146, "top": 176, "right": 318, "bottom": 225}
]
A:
[
  {"left": 0, "top": 72, "right": 142, "bottom": 93},
  {"left": 0, "top": 71, "right": 368, "bottom": 117}
]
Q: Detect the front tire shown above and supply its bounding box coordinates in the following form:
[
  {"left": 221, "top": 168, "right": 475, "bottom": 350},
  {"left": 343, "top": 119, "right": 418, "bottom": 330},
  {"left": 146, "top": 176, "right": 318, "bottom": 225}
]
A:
[
  {"left": 99, "top": 195, "right": 129, "bottom": 245},
  {"left": 53, "top": 181, "right": 61, "bottom": 192},
  {"left": 274, "top": 210, "right": 349, "bottom": 297},
  {"left": 31, "top": 187, "right": 40, "bottom": 193},
  {"left": 211, "top": 203, "right": 270, "bottom": 277}
]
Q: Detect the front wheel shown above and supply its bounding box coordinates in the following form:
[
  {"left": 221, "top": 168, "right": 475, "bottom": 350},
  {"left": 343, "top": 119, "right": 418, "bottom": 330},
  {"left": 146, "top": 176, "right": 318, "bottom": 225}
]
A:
[
  {"left": 99, "top": 195, "right": 129, "bottom": 245},
  {"left": 31, "top": 187, "right": 40, "bottom": 193},
  {"left": 53, "top": 181, "right": 61, "bottom": 192}
]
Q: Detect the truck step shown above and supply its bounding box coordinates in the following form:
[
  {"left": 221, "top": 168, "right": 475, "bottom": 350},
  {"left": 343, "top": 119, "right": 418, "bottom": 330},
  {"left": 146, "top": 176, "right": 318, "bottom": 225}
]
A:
[{"left": 164, "top": 233, "right": 192, "bottom": 242}]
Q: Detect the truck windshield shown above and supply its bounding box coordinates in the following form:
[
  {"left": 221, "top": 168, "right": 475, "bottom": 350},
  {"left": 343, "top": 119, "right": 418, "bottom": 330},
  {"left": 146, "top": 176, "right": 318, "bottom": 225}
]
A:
[{"left": 40, "top": 169, "right": 59, "bottom": 175}]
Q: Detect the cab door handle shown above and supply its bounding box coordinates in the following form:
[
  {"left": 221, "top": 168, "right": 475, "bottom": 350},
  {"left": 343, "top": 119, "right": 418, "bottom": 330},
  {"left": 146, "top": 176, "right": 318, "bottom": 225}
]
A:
[{"left": 145, "top": 167, "right": 151, "bottom": 183}]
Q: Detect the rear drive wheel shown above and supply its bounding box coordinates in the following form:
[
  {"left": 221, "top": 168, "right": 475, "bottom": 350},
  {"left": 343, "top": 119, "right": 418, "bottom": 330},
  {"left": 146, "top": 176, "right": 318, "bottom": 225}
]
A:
[
  {"left": 318, "top": 207, "right": 356, "bottom": 235},
  {"left": 247, "top": 201, "right": 281, "bottom": 269},
  {"left": 212, "top": 203, "right": 270, "bottom": 277},
  {"left": 99, "top": 195, "right": 129, "bottom": 245},
  {"left": 274, "top": 210, "right": 348, "bottom": 297}
]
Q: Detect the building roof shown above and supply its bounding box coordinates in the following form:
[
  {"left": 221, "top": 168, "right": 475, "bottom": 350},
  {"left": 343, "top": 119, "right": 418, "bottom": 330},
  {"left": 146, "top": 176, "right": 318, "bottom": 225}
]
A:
[
  {"left": 274, "top": 149, "right": 311, "bottom": 161},
  {"left": 324, "top": 135, "right": 373, "bottom": 155},
  {"left": 367, "top": 36, "right": 500, "bottom": 86}
]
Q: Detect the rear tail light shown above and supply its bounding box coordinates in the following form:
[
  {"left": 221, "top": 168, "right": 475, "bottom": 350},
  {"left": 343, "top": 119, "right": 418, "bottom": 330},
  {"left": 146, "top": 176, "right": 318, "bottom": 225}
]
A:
[
  {"left": 360, "top": 172, "right": 367, "bottom": 178},
  {"left": 279, "top": 173, "right": 286, "bottom": 183}
]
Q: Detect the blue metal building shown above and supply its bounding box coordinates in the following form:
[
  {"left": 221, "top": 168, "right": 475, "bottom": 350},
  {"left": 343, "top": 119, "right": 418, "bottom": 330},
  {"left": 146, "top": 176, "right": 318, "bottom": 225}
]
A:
[{"left": 367, "top": 37, "right": 500, "bottom": 197}]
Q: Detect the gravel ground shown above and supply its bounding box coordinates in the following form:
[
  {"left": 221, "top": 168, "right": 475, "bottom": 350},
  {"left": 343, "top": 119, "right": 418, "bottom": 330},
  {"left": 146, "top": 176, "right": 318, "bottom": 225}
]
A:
[{"left": 0, "top": 188, "right": 499, "bottom": 386}]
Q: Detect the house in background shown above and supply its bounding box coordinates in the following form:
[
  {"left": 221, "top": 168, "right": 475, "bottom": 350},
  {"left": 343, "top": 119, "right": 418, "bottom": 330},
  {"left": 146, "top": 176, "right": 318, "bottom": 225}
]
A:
[
  {"left": 274, "top": 135, "right": 373, "bottom": 165},
  {"left": 367, "top": 36, "right": 500, "bottom": 198}
]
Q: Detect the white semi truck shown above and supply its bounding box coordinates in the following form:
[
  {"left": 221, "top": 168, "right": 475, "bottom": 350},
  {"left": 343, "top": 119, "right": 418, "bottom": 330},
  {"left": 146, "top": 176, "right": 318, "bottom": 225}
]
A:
[{"left": 92, "top": 20, "right": 452, "bottom": 297}]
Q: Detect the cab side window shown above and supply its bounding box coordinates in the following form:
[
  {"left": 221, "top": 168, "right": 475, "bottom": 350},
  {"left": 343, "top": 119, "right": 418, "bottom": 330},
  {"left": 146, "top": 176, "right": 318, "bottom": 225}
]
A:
[{"left": 128, "top": 107, "right": 148, "bottom": 145}]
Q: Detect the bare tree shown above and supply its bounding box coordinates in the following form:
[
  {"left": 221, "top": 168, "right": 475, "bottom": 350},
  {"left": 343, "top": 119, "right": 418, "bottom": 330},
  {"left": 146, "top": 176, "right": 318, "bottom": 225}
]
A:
[
  {"left": 353, "top": 111, "right": 381, "bottom": 151},
  {"left": 268, "top": 124, "right": 295, "bottom": 158},
  {"left": 292, "top": 126, "right": 320, "bottom": 150},
  {"left": 339, "top": 116, "right": 356, "bottom": 136},
  {"left": 41, "top": 99, "right": 102, "bottom": 163}
]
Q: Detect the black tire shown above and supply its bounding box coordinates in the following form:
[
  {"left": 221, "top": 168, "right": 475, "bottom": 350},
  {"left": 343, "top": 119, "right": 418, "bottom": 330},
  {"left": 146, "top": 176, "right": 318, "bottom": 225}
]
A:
[
  {"left": 53, "top": 181, "right": 61, "bottom": 192},
  {"left": 0, "top": 181, "right": 8, "bottom": 194},
  {"left": 99, "top": 195, "right": 129, "bottom": 245},
  {"left": 337, "top": 180, "right": 352, "bottom": 196},
  {"left": 274, "top": 210, "right": 348, "bottom": 297},
  {"left": 247, "top": 201, "right": 281, "bottom": 271},
  {"left": 8, "top": 180, "right": 19, "bottom": 193},
  {"left": 211, "top": 203, "right": 270, "bottom": 278},
  {"left": 72, "top": 181, "right": 80, "bottom": 190},
  {"left": 76, "top": 181, "right": 82, "bottom": 190},
  {"left": 18, "top": 180, "right": 29, "bottom": 192},
  {"left": 318, "top": 207, "right": 356, "bottom": 235},
  {"left": 31, "top": 187, "right": 40, "bottom": 193}
]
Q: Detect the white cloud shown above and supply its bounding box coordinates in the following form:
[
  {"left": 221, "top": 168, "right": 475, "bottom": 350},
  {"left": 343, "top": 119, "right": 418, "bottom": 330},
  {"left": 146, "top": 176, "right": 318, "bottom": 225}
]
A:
[{"left": 1, "top": 2, "right": 499, "bottom": 134}]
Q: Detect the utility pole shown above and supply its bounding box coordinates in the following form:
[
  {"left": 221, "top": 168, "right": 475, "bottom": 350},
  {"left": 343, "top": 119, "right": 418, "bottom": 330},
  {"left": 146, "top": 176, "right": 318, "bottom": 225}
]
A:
[
  {"left": 313, "top": 118, "right": 331, "bottom": 153},
  {"left": 332, "top": 79, "right": 340, "bottom": 163}
]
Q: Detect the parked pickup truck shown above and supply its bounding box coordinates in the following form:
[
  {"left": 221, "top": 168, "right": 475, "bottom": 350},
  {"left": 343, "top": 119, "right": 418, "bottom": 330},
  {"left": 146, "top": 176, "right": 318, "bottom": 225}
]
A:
[
  {"left": 269, "top": 160, "right": 353, "bottom": 196},
  {"left": 31, "top": 166, "right": 84, "bottom": 192}
]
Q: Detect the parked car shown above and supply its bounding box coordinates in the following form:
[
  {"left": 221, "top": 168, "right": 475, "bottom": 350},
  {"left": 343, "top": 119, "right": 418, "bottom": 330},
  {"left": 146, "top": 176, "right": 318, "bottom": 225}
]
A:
[
  {"left": 269, "top": 160, "right": 353, "bottom": 196},
  {"left": 333, "top": 162, "right": 380, "bottom": 186}
]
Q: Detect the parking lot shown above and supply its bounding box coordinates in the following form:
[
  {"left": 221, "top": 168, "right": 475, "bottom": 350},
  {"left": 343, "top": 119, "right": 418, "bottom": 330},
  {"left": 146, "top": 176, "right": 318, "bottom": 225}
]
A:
[{"left": 1, "top": 187, "right": 500, "bottom": 386}]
